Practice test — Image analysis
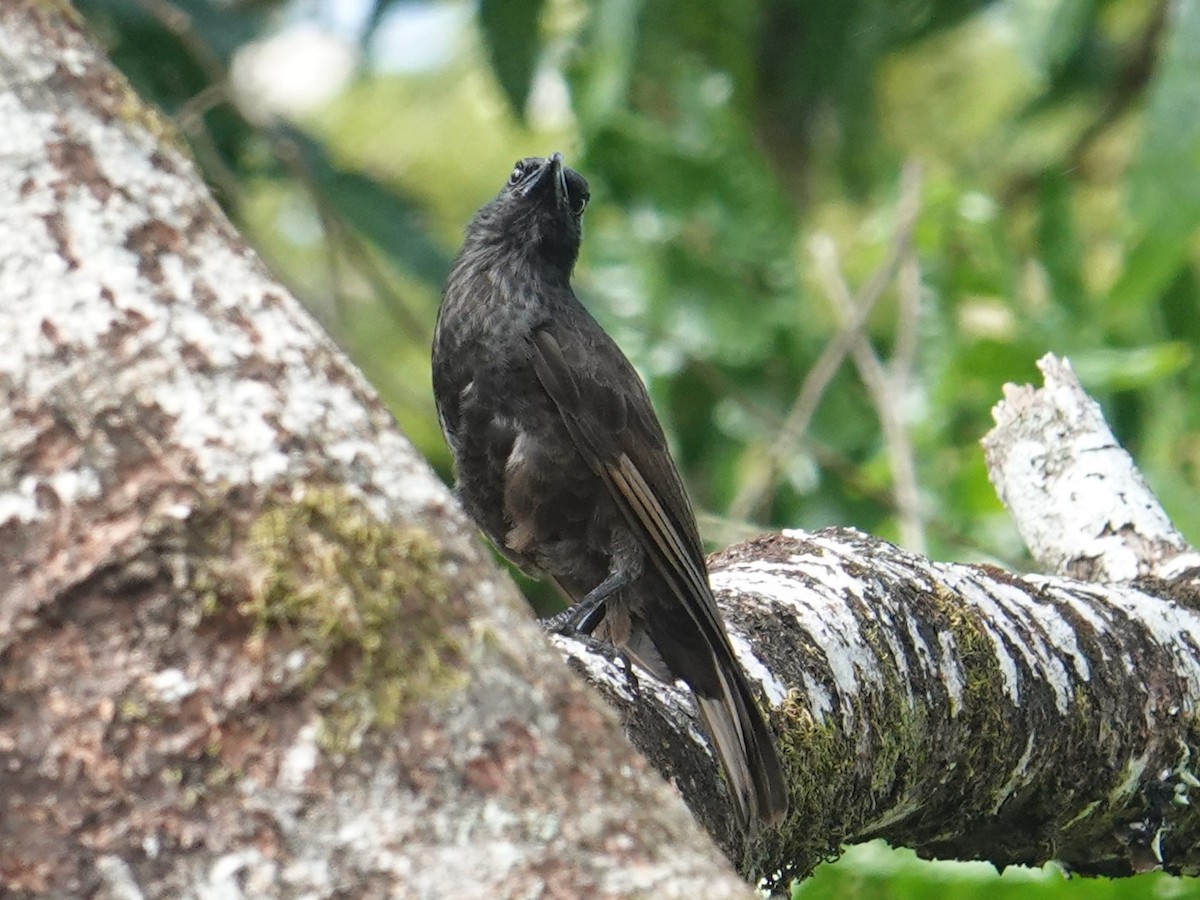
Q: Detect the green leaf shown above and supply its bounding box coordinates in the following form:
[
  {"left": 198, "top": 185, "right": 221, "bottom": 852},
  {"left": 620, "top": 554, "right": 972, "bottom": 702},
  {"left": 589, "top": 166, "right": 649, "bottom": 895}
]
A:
[
  {"left": 272, "top": 126, "right": 451, "bottom": 288},
  {"left": 478, "top": 0, "right": 547, "bottom": 121},
  {"left": 569, "top": 0, "right": 642, "bottom": 126},
  {"left": 1110, "top": 0, "right": 1200, "bottom": 310},
  {"left": 1070, "top": 342, "right": 1192, "bottom": 392}
]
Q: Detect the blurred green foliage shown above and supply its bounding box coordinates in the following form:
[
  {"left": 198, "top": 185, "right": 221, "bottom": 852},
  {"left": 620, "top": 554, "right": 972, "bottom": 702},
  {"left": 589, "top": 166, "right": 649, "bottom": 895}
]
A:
[
  {"left": 75, "top": 0, "right": 1200, "bottom": 890},
  {"left": 75, "top": 0, "right": 1200, "bottom": 571},
  {"left": 795, "top": 842, "right": 1200, "bottom": 900}
]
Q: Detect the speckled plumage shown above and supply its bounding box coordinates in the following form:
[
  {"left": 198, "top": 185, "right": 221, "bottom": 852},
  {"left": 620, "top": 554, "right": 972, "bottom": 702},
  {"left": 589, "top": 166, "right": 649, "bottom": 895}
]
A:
[{"left": 432, "top": 154, "right": 787, "bottom": 833}]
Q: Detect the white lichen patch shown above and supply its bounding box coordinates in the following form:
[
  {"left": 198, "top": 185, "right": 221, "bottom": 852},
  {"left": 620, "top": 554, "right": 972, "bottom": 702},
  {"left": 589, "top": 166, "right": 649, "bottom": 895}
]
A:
[
  {"left": 797, "top": 670, "right": 834, "bottom": 721},
  {"left": 0, "top": 475, "right": 42, "bottom": 526},
  {"left": 991, "top": 732, "right": 1037, "bottom": 813},
  {"left": 155, "top": 374, "right": 292, "bottom": 486},
  {"left": 196, "top": 848, "right": 278, "bottom": 900},
  {"left": 901, "top": 613, "right": 937, "bottom": 683},
  {"left": 936, "top": 630, "right": 965, "bottom": 713},
  {"left": 548, "top": 634, "right": 638, "bottom": 705},
  {"left": 146, "top": 667, "right": 197, "bottom": 704},
  {"left": 711, "top": 557, "right": 878, "bottom": 728},
  {"left": 936, "top": 566, "right": 1093, "bottom": 713},
  {"left": 1075, "top": 581, "right": 1200, "bottom": 702},
  {"left": 933, "top": 568, "right": 1022, "bottom": 706},
  {"left": 726, "top": 630, "right": 786, "bottom": 706},
  {"left": 1033, "top": 579, "right": 1114, "bottom": 634},
  {"left": 47, "top": 466, "right": 102, "bottom": 505},
  {"left": 279, "top": 722, "right": 320, "bottom": 790},
  {"left": 988, "top": 576, "right": 1089, "bottom": 707},
  {"left": 1030, "top": 576, "right": 1200, "bottom": 712},
  {"left": 95, "top": 855, "right": 145, "bottom": 900},
  {"left": 875, "top": 603, "right": 914, "bottom": 684},
  {"left": 1112, "top": 750, "right": 1152, "bottom": 804}
]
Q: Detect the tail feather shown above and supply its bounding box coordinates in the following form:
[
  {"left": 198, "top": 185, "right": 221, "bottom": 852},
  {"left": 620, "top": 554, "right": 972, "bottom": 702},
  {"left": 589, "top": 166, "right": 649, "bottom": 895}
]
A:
[
  {"left": 694, "top": 662, "right": 788, "bottom": 834},
  {"left": 606, "top": 584, "right": 788, "bottom": 832}
]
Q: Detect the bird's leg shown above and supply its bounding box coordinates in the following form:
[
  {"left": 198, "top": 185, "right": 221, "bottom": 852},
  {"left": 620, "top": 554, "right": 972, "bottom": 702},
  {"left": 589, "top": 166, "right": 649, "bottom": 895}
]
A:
[
  {"left": 542, "top": 567, "right": 629, "bottom": 636},
  {"left": 541, "top": 541, "right": 643, "bottom": 695}
]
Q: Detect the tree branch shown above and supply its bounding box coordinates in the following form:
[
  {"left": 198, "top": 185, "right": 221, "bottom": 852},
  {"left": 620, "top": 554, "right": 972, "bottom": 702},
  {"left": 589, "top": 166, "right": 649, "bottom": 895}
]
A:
[
  {"left": 808, "top": 209, "right": 926, "bottom": 554},
  {"left": 983, "top": 355, "right": 1200, "bottom": 583},
  {"left": 561, "top": 360, "right": 1200, "bottom": 888}
]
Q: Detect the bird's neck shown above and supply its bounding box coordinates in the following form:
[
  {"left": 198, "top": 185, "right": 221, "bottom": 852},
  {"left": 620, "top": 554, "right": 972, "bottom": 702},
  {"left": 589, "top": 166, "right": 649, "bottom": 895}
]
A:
[
  {"left": 441, "top": 243, "right": 578, "bottom": 346},
  {"left": 459, "top": 235, "right": 576, "bottom": 293}
]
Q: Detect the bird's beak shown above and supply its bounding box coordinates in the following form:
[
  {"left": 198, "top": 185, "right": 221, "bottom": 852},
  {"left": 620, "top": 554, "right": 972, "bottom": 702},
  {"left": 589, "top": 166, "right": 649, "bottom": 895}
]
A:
[{"left": 525, "top": 152, "right": 569, "bottom": 210}]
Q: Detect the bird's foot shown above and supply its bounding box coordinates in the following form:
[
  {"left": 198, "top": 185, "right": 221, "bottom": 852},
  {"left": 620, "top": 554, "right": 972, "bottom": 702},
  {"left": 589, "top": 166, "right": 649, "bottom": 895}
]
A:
[
  {"left": 542, "top": 593, "right": 606, "bottom": 637},
  {"left": 617, "top": 649, "right": 641, "bottom": 698},
  {"left": 550, "top": 628, "right": 641, "bottom": 698}
]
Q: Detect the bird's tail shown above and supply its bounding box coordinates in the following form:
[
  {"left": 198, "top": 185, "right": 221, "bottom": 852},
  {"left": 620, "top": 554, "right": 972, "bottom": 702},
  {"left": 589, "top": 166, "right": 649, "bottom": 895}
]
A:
[{"left": 693, "top": 661, "right": 789, "bottom": 835}]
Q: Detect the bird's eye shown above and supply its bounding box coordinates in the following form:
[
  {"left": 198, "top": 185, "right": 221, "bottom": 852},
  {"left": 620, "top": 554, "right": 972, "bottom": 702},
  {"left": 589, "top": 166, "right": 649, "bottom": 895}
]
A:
[
  {"left": 571, "top": 193, "right": 589, "bottom": 216},
  {"left": 508, "top": 163, "right": 525, "bottom": 186}
]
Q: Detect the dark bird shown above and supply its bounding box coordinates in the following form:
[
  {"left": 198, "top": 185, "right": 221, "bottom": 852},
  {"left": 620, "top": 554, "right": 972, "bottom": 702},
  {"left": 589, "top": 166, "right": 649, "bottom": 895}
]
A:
[{"left": 432, "top": 153, "right": 788, "bottom": 833}]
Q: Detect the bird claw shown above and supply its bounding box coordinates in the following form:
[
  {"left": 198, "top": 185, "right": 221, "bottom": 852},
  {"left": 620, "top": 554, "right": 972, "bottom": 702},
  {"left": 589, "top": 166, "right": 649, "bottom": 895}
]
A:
[
  {"left": 541, "top": 604, "right": 586, "bottom": 636},
  {"left": 543, "top": 623, "right": 640, "bottom": 695},
  {"left": 617, "top": 650, "right": 641, "bottom": 697}
]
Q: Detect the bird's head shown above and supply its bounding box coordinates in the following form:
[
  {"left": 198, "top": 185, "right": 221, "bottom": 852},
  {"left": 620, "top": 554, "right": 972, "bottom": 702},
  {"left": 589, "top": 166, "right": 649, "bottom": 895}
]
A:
[{"left": 467, "top": 153, "right": 591, "bottom": 278}]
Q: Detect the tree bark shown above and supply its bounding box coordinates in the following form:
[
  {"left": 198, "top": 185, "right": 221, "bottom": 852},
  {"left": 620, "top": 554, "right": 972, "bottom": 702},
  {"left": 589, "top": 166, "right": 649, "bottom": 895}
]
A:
[
  {"left": 560, "top": 356, "right": 1200, "bottom": 887},
  {"left": 0, "top": 5, "right": 751, "bottom": 898},
  {"left": 5, "top": 3, "right": 1200, "bottom": 898},
  {"left": 983, "top": 354, "right": 1200, "bottom": 583}
]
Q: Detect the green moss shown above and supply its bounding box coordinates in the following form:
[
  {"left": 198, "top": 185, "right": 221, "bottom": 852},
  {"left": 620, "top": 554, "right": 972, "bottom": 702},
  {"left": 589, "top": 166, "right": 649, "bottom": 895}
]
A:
[
  {"left": 114, "top": 86, "right": 189, "bottom": 154},
  {"left": 859, "top": 619, "right": 931, "bottom": 802},
  {"left": 762, "top": 692, "right": 857, "bottom": 881},
  {"left": 1164, "top": 717, "right": 1200, "bottom": 872},
  {"left": 244, "top": 487, "right": 465, "bottom": 752},
  {"left": 933, "top": 585, "right": 1012, "bottom": 787},
  {"left": 118, "top": 697, "right": 150, "bottom": 722}
]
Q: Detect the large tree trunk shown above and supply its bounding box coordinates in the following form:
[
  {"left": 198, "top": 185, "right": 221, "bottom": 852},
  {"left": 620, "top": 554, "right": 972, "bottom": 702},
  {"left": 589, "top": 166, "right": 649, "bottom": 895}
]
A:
[
  {"left": 0, "top": 5, "right": 751, "bottom": 898},
  {"left": 4, "top": 3, "right": 1200, "bottom": 898}
]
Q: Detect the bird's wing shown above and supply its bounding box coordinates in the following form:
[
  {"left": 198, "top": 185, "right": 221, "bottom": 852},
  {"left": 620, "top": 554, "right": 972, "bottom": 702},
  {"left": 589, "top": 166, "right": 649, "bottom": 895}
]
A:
[
  {"left": 532, "top": 307, "right": 790, "bottom": 832},
  {"left": 529, "top": 313, "right": 729, "bottom": 646}
]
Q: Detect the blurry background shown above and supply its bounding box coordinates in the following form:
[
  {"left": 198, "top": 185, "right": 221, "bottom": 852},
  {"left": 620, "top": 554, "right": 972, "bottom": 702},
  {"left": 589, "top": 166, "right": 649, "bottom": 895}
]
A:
[{"left": 75, "top": 0, "right": 1200, "bottom": 894}]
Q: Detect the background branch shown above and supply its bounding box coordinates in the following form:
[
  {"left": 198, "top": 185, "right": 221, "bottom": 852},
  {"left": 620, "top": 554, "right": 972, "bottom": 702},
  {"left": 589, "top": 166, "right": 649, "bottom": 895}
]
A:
[
  {"left": 729, "top": 161, "right": 924, "bottom": 522},
  {"left": 808, "top": 195, "right": 927, "bottom": 554}
]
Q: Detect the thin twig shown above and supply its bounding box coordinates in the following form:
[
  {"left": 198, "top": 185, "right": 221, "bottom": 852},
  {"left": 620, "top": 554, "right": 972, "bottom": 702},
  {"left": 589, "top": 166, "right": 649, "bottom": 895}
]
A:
[
  {"left": 267, "top": 131, "right": 434, "bottom": 342},
  {"left": 135, "top": 0, "right": 230, "bottom": 85},
  {"left": 892, "top": 255, "right": 921, "bottom": 398},
  {"left": 810, "top": 227, "right": 926, "bottom": 553},
  {"left": 728, "top": 161, "right": 924, "bottom": 520},
  {"left": 891, "top": 252, "right": 925, "bottom": 550}
]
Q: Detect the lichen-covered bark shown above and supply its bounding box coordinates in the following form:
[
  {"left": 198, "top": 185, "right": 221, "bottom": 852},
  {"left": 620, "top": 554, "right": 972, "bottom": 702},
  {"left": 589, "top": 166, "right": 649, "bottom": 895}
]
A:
[
  {"left": 562, "top": 526, "right": 1200, "bottom": 887},
  {"left": 0, "top": 5, "right": 751, "bottom": 897},
  {"left": 983, "top": 355, "right": 1200, "bottom": 583}
]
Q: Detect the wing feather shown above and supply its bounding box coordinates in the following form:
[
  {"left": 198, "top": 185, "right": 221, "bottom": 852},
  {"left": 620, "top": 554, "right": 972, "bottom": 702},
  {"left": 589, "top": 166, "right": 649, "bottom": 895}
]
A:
[
  {"left": 531, "top": 325, "right": 729, "bottom": 645},
  {"left": 531, "top": 315, "right": 788, "bottom": 830}
]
